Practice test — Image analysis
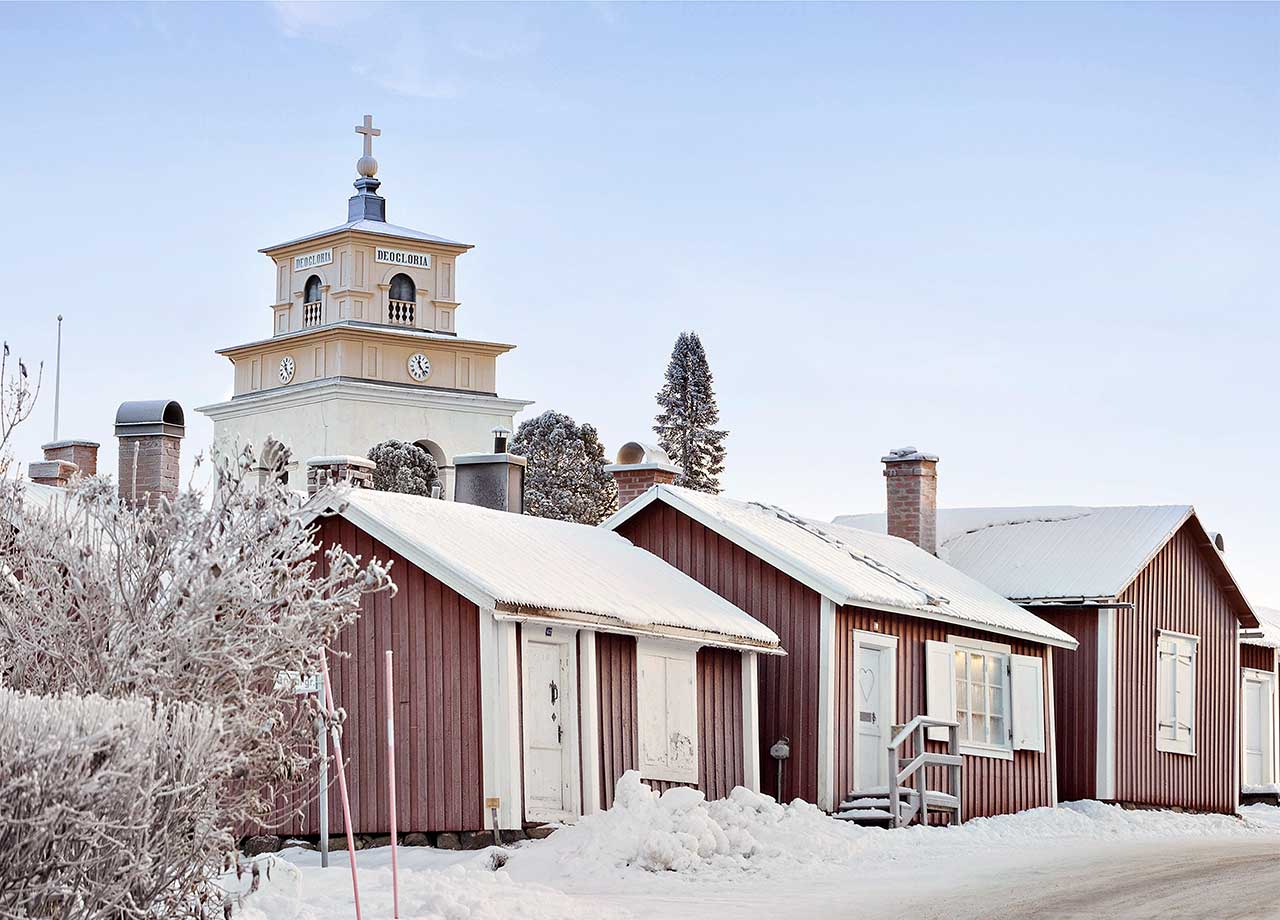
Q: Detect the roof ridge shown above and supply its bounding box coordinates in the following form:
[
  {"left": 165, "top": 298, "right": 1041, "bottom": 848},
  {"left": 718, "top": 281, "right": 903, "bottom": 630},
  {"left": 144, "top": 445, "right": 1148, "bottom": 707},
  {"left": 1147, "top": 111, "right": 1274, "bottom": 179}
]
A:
[{"left": 750, "top": 502, "right": 950, "bottom": 608}]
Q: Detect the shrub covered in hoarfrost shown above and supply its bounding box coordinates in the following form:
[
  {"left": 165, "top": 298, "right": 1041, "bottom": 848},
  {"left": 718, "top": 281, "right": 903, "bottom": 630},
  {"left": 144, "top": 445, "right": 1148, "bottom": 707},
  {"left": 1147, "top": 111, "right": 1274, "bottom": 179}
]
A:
[{"left": 0, "top": 689, "right": 227, "bottom": 918}]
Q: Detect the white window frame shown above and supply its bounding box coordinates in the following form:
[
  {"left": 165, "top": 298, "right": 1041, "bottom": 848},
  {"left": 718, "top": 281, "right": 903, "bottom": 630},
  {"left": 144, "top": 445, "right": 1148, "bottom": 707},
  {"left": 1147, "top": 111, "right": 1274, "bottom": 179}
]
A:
[
  {"left": 1156, "top": 629, "right": 1198, "bottom": 756},
  {"left": 949, "top": 635, "right": 1014, "bottom": 761},
  {"left": 636, "top": 638, "right": 700, "bottom": 784}
]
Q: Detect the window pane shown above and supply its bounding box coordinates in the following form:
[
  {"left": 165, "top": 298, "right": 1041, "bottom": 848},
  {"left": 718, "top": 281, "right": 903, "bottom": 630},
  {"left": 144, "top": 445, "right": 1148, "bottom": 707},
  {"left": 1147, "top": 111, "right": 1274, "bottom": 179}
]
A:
[
  {"left": 955, "top": 650, "right": 967, "bottom": 681},
  {"left": 987, "top": 654, "right": 1003, "bottom": 688},
  {"left": 989, "top": 686, "right": 1003, "bottom": 718},
  {"left": 990, "top": 715, "right": 1005, "bottom": 745},
  {"left": 972, "top": 713, "right": 987, "bottom": 744}
]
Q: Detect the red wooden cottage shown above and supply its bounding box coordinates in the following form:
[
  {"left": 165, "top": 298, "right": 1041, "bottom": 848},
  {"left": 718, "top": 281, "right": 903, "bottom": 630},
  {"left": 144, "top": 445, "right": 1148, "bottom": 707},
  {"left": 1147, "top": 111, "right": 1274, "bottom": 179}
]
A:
[
  {"left": 603, "top": 475, "right": 1077, "bottom": 824},
  {"left": 1239, "top": 605, "right": 1280, "bottom": 800},
  {"left": 840, "top": 474, "right": 1260, "bottom": 814},
  {"left": 279, "top": 476, "right": 781, "bottom": 838}
]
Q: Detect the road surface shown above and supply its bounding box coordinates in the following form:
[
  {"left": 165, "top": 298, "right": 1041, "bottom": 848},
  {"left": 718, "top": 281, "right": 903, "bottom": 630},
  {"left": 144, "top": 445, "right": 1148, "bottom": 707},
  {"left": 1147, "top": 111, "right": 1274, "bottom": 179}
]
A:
[
  {"left": 579, "top": 837, "right": 1280, "bottom": 920},
  {"left": 905, "top": 837, "right": 1280, "bottom": 920}
]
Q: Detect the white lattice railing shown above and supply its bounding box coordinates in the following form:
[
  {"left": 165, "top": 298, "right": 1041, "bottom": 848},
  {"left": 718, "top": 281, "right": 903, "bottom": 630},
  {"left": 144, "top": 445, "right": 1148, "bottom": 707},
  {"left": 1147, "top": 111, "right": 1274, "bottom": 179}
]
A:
[
  {"left": 303, "top": 301, "right": 322, "bottom": 328},
  {"left": 388, "top": 299, "right": 416, "bottom": 326}
]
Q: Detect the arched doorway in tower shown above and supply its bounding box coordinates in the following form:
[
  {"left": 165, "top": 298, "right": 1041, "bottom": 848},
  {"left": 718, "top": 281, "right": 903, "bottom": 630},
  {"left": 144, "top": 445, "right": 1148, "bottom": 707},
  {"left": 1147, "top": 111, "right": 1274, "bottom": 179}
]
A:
[{"left": 414, "top": 439, "right": 452, "bottom": 500}]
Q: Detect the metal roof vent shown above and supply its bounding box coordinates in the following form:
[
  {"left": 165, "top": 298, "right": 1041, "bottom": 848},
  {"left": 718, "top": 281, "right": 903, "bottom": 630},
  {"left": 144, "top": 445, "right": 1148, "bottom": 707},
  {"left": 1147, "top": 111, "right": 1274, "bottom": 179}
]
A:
[
  {"left": 615, "top": 441, "right": 674, "bottom": 467},
  {"left": 114, "top": 400, "right": 185, "bottom": 439}
]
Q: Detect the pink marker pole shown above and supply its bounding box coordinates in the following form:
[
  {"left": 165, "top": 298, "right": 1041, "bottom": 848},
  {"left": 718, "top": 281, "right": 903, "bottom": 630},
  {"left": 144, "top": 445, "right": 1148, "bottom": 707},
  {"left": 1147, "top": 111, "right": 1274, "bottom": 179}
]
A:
[
  {"left": 321, "top": 656, "right": 362, "bottom": 920},
  {"left": 384, "top": 650, "right": 400, "bottom": 919}
]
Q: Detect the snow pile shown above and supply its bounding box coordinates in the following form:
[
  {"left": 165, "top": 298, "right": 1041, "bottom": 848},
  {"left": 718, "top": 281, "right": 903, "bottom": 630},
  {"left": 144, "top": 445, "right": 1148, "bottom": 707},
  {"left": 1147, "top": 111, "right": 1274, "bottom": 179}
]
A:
[
  {"left": 1240, "top": 803, "right": 1280, "bottom": 830},
  {"left": 512, "top": 771, "right": 875, "bottom": 878},
  {"left": 514, "top": 774, "right": 1265, "bottom": 884},
  {"left": 230, "top": 848, "right": 629, "bottom": 920}
]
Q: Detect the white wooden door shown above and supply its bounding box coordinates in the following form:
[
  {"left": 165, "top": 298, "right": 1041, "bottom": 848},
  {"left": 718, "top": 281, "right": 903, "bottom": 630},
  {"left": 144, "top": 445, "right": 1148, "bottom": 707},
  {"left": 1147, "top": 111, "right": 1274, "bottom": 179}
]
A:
[
  {"left": 854, "top": 644, "right": 892, "bottom": 791},
  {"left": 522, "top": 639, "right": 573, "bottom": 820},
  {"left": 1243, "top": 670, "right": 1274, "bottom": 788}
]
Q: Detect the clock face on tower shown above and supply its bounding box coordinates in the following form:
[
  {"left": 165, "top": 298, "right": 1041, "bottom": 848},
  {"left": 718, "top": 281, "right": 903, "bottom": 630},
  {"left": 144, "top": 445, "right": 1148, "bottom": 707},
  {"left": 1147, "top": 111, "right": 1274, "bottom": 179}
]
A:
[
  {"left": 278, "top": 356, "right": 295, "bottom": 384},
  {"left": 407, "top": 353, "right": 431, "bottom": 381}
]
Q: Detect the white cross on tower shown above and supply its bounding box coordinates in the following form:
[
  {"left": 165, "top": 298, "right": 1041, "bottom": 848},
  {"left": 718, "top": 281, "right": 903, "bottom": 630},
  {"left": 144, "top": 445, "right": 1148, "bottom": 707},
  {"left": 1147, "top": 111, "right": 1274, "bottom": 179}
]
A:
[{"left": 355, "top": 114, "right": 381, "bottom": 158}]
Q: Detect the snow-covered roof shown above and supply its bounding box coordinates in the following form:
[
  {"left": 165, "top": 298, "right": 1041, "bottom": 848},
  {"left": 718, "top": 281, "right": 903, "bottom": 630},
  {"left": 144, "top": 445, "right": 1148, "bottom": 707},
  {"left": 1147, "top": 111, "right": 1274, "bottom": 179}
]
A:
[
  {"left": 262, "top": 218, "right": 470, "bottom": 253},
  {"left": 1242, "top": 606, "right": 1280, "bottom": 649},
  {"left": 835, "top": 505, "right": 1257, "bottom": 624},
  {"left": 605, "top": 486, "right": 1077, "bottom": 649},
  {"left": 306, "top": 487, "right": 781, "bottom": 652}
]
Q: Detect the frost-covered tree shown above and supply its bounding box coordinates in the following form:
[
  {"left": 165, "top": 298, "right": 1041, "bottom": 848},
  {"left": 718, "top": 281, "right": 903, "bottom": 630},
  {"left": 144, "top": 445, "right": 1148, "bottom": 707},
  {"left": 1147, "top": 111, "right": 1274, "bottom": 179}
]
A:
[
  {"left": 510, "top": 410, "right": 619, "bottom": 524},
  {"left": 653, "top": 331, "right": 728, "bottom": 493},
  {"left": 0, "top": 351, "right": 393, "bottom": 915},
  {"left": 368, "top": 438, "right": 440, "bottom": 496}
]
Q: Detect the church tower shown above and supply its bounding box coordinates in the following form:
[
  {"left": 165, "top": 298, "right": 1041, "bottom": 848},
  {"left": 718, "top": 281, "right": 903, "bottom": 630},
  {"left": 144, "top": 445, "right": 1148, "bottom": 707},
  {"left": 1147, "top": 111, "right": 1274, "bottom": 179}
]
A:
[{"left": 198, "top": 116, "right": 532, "bottom": 495}]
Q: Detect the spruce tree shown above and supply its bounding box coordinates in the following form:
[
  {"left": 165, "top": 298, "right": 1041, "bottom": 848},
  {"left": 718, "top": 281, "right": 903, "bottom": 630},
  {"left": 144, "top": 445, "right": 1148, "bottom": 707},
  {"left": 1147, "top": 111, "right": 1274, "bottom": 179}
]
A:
[
  {"left": 653, "top": 331, "right": 728, "bottom": 493},
  {"left": 511, "top": 410, "right": 620, "bottom": 524}
]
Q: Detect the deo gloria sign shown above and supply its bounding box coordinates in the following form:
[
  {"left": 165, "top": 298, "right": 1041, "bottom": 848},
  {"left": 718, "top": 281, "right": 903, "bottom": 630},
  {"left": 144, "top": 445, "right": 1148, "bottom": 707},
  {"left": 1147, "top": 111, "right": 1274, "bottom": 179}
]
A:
[
  {"left": 375, "top": 247, "right": 432, "bottom": 269},
  {"left": 293, "top": 248, "right": 334, "bottom": 271}
]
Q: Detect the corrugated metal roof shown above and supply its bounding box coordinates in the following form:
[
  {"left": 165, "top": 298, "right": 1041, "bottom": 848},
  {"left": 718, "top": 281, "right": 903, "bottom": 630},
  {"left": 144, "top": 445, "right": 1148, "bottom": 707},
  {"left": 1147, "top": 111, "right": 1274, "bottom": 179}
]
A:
[
  {"left": 261, "top": 218, "right": 469, "bottom": 252},
  {"left": 835, "top": 505, "right": 1194, "bottom": 602},
  {"left": 608, "top": 486, "right": 1076, "bottom": 648},
  {"left": 314, "top": 487, "right": 780, "bottom": 649}
]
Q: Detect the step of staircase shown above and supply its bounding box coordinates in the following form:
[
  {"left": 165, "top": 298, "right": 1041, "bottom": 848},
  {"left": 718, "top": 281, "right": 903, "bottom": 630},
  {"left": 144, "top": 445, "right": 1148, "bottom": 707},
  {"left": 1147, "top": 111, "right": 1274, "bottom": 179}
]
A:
[{"left": 832, "top": 808, "right": 896, "bottom": 823}]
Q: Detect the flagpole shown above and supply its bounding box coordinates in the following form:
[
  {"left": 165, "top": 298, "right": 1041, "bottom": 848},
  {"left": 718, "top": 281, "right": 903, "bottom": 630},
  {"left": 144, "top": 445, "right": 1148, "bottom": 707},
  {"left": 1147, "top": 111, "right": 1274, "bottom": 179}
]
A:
[{"left": 52, "top": 314, "right": 62, "bottom": 441}]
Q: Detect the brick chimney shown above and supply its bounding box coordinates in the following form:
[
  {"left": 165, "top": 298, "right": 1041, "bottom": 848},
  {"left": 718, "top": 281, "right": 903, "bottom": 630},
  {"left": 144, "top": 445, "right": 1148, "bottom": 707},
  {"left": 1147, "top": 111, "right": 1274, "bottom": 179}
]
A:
[
  {"left": 27, "top": 439, "right": 101, "bottom": 488},
  {"left": 42, "top": 439, "right": 99, "bottom": 476},
  {"left": 882, "top": 446, "right": 939, "bottom": 555},
  {"left": 28, "top": 459, "right": 78, "bottom": 488},
  {"left": 605, "top": 441, "right": 681, "bottom": 508},
  {"left": 453, "top": 427, "right": 526, "bottom": 513},
  {"left": 306, "top": 456, "right": 375, "bottom": 495},
  {"left": 115, "top": 400, "right": 185, "bottom": 507}
]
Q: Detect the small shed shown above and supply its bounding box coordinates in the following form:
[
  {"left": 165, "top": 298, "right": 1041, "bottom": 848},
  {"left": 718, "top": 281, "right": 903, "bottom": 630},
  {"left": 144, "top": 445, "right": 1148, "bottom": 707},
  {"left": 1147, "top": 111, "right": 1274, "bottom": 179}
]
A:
[
  {"left": 607, "top": 485, "right": 1077, "bottom": 823},
  {"left": 268, "top": 486, "right": 780, "bottom": 837},
  {"left": 838, "top": 504, "right": 1260, "bottom": 814}
]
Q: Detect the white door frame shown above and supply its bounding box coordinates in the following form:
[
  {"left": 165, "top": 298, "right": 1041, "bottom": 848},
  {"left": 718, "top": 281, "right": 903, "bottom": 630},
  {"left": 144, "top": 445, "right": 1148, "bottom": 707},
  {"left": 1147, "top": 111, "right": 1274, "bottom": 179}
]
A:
[
  {"left": 1241, "top": 666, "right": 1276, "bottom": 789},
  {"left": 519, "top": 624, "right": 582, "bottom": 823},
  {"left": 852, "top": 630, "right": 899, "bottom": 791}
]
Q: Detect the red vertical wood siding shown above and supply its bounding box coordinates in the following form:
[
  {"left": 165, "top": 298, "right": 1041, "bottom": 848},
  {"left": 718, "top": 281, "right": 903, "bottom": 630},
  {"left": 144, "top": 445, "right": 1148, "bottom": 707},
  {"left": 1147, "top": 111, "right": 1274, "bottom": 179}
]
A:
[
  {"left": 1035, "top": 607, "right": 1100, "bottom": 802},
  {"left": 617, "top": 502, "right": 821, "bottom": 803},
  {"left": 261, "top": 516, "right": 485, "bottom": 835},
  {"left": 695, "top": 647, "right": 745, "bottom": 800},
  {"left": 593, "top": 632, "right": 744, "bottom": 804},
  {"left": 596, "top": 633, "right": 638, "bottom": 809},
  {"left": 833, "top": 607, "right": 1056, "bottom": 819},
  {"left": 1115, "top": 524, "right": 1241, "bottom": 814},
  {"left": 1241, "top": 644, "right": 1274, "bottom": 671}
]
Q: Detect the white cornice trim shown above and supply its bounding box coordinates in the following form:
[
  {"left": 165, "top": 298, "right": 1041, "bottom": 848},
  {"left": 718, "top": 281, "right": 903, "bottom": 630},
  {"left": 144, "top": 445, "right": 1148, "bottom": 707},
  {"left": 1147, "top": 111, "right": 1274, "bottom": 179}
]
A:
[
  {"left": 196, "top": 377, "right": 534, "bottom": 421},
  {"left": 215, "top": 322, "right": 516, "bottom": 357}
]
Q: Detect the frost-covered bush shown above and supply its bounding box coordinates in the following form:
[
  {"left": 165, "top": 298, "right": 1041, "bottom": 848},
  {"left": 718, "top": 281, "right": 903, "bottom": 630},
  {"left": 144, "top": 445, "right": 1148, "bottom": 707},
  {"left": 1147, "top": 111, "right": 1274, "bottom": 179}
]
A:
[
  {"left": 0, "top": 689, "right": 227, "bottom": 918},
  {"left": 368, "top": 438, "right": 440, "bottom": 496},
  {"left": 510, "top": 410, "right": 619, "bottom": 524},
  {"left": 0, "top": 440, "right": 393, "bottom": 836}
]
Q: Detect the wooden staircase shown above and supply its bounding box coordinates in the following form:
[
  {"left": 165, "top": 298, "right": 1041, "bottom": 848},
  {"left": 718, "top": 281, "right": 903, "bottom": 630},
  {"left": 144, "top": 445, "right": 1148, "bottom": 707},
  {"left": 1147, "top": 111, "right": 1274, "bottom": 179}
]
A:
[{"left": 834, "top": 715, "right": 963, "bottom": 828}]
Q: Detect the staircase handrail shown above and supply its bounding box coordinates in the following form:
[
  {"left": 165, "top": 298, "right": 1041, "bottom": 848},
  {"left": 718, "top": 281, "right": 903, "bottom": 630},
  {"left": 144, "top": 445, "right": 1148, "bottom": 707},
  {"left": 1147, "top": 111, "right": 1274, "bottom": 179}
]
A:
[
  {"left": 886, "top": 715, "right": 963, "bottom": 829},
  {"left": 887, "top": 714, "right": 958, "bottom": 749}
]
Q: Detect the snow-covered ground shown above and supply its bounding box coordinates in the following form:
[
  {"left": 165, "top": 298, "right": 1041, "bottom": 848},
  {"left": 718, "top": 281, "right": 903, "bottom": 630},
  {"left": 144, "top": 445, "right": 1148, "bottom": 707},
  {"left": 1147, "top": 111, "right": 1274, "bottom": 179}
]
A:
[{"left": 228, "top": 773, "right": 1280, "bottom": 920}]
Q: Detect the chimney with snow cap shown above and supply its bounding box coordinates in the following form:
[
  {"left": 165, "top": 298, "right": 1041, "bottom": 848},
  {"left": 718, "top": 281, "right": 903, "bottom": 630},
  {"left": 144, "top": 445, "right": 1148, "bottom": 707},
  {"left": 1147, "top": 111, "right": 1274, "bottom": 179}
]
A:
[
  {"left": 606, "top": 441, "right": 681, "bottom": 509},
  {"left": 453, "top": 427, "right": 526, "bottom": 513},
  {"left": 306, "top": 456, "right": 375, "bottom": 496},
  {"left": 882, "top": 446, "right": 939, "bottom": 556}
]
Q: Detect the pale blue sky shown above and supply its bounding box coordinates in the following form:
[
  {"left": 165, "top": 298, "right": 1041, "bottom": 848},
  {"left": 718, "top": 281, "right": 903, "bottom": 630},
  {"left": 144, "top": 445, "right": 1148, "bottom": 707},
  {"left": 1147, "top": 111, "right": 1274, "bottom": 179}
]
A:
[{"left": 2, "top": 3, "right": 1277, "bottom": 598}]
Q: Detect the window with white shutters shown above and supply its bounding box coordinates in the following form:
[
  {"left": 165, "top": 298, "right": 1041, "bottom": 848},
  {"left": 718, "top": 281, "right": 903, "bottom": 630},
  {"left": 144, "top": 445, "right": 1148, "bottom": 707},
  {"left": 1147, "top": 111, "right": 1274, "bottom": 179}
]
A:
[
  {"left": 637, "top": 641, "right": 699, "bottom": 783},
  {"left": 927, "top": 637, "right": 1046, "bottom": 759},
  {"left": 1156, "top": 631, "right": 1197, "bottom": 755}
]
